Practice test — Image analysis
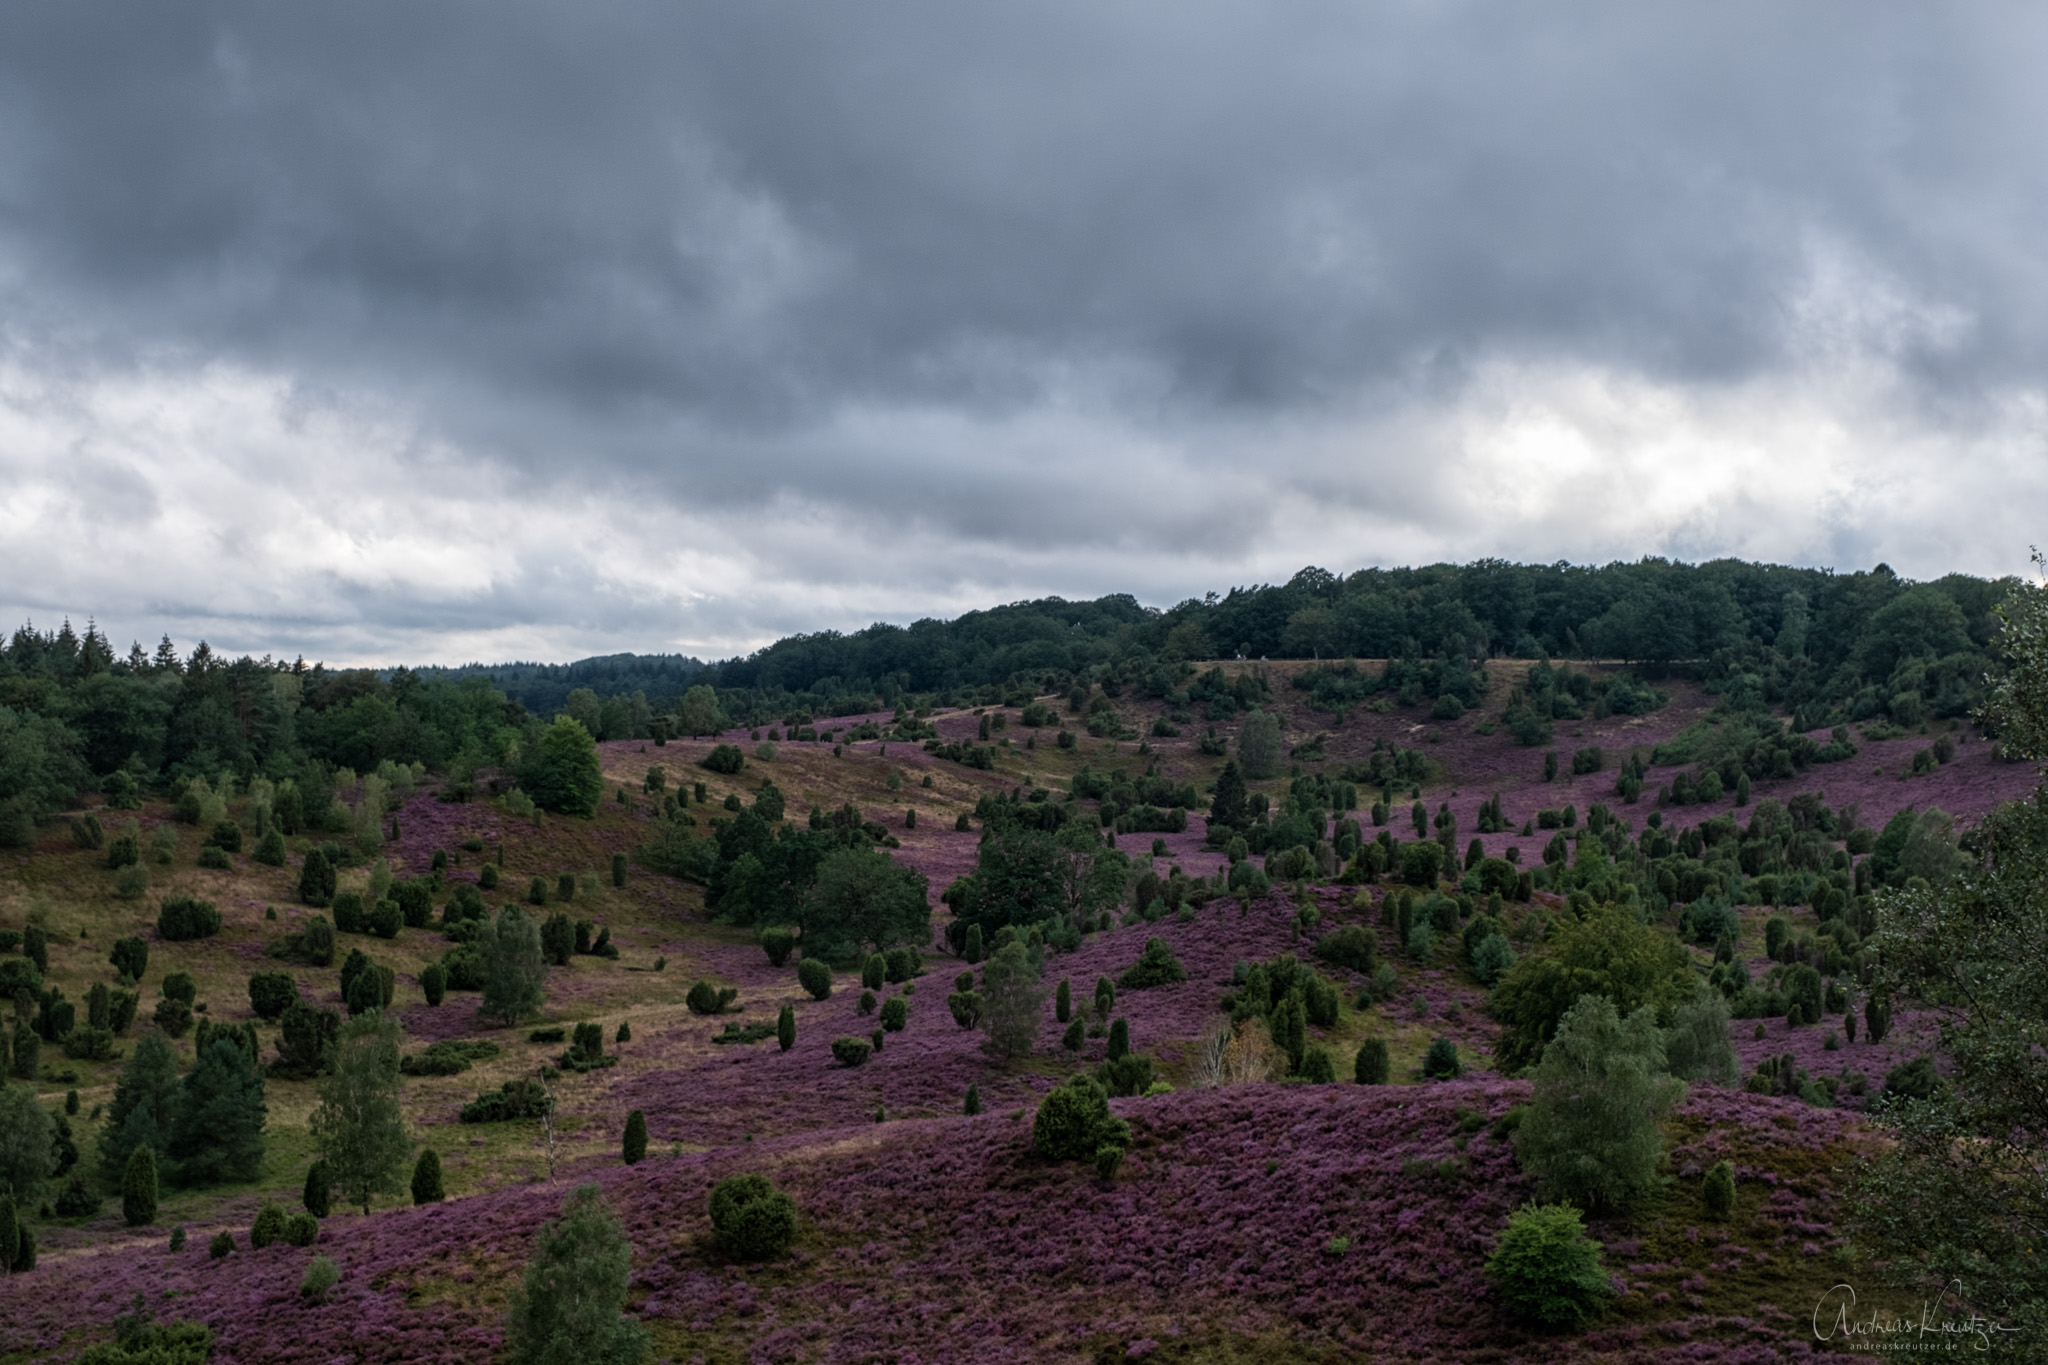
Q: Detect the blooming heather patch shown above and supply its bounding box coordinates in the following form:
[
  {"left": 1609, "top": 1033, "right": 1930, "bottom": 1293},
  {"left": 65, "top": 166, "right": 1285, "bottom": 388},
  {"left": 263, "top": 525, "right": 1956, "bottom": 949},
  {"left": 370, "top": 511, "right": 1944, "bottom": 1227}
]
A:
[{"left": 7, "top": 1082, "right": 1869, "bottom": 1363}]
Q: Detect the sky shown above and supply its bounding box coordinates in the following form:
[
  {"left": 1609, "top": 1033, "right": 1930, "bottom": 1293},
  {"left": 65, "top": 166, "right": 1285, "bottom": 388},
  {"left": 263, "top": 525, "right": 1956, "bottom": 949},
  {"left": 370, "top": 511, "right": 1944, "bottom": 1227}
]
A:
[{"left": 4, "top": 2, "right": 2047, "bottom": 667}]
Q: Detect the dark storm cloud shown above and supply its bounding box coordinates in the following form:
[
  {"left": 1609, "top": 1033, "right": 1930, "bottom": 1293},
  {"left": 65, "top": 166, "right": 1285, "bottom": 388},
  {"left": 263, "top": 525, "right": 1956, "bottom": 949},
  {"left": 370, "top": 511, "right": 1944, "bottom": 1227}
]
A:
[{"left": 1, "top": 2, "right": 2044, "bottom": 662}]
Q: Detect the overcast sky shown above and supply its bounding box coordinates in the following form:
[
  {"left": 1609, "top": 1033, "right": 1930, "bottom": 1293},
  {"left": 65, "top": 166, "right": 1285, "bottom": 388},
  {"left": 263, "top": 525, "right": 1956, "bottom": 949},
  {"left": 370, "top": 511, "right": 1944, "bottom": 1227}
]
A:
[{"left": 4, "top": 3, "right": 2047, "bottom": 666}]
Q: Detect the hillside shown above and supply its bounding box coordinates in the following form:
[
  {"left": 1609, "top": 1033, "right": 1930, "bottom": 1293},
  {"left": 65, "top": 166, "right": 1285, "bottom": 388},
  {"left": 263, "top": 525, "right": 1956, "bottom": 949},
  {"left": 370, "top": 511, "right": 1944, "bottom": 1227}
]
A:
[{"left": 0, "top": 654, "right": 2020, "bottom": 1361}]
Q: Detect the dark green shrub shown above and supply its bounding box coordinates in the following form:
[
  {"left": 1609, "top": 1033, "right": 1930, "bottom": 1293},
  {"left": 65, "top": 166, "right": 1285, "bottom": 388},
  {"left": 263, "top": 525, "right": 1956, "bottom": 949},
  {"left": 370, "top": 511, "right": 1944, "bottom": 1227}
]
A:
[
  {"left": 1703, "top": 1159, "right": 1735, "bottom": 1219},
  {"left": 108, "top": 935, "right": 149, "bottom": 984},
  {"left": 528, "top": 877, "right": 550, "bottom": 907},
  {"left": 459, "top": 1078, "right": 554, "bottom": 1123},
  {"left": 122, "top": 1145, "right": 159, "bottom": 1227},
  {"left": 301, "top": 1255, "right": 339, "bottom": 1304},
  {"left": 1313, "top": 924, "right": 1377, "bottom": 973},
  {"left": 55, "top": 1173, "right": 101, "bottom": 1218},
  {"left": 297, "top": 848, "right": 335, "bottom": 907},
  {"left": 883, "top": 946, "right": 921, "bottom": 983},
  {"left": 1032, "top": 1073, "right": 1132, "bottom": 1162},
  {"left": 797, "top": 957, "right": 832, "bottom": 1000},
  {"left": 1300, "top": 1045, "right": 1337, "bottom": 1084},
  {"left": 155, "top": 897, "right": 221, "bottom": 941},
  {"left": 831, "top": 1036, "right": 871, "bottom": 1067},
  {"left": 539, "top": 912, "right": 573, "bottom": 965},
  {"left": 1118, "top": 937, "right": 1187, "bottom": 989},
  {"left": 331, "top": 890, "right": 366, "bottom": 935},
  {"left": 880, "top": 996, "right": 908, "bottom": 1032},
  {"left": 161, "top": 970, "right": 197, "bottom": 1005},
  {"left": 862, "top": 954, "right": 886, "bottom": 990},
  {"left": 857, "top": 989, "right": 877, "bottom": 1016},
  {"left": 250, "top": 1202, "right": 288, "bottom": 1249},
  {"left": 1062, "top": 1018, "right": 1084, "bottom": 1050},
  {"left": 1097, "top": 1052, "right": 1154, "bottom": 1097},
  {"left": 1883, "top": 1055, "right": 1944, "bottom": 1102},
  {"left": 284, "top": 1212, "right": 319, "bottom": 1247},
  {"left": 965, "top": 1083, "right": 982, "bottom": 1114},
  {"left": 707, "top": 1173, "right": 798, "bottom": 1261},
  {"left": 209, "top": 1231, "right": 235, "bottom": 1259},
  {"left": 622, "top": 1109, "right": 648, "bottom": 1165},
  {"left": 197, "top": 844, "right": 231, "bottom": 870},
  {"left": 947, "top": 990, "right": 984, "bottom": 1029},
  {"left": 760, "top": 928, "right": 795, "bottom": 967},
  {"left": 1107, "top": 1017, "right": 1130, "bottom": 1061},
  {"left": 303, "top": 1159, "right": 332, "bottom": 1217},
  {"left": 152, "top": 997, "right": 192, "bottom": 1038},
  {"left": 611, "top": 853, "right": 627, "bottom": 887},
  {"left": 1055, "top": 978, "right": 1072, "bottom": 1022},
  {"left": 1485, "top": 1201, "right": 1612, "bottom": 1329},
  {"left": 420, "top": 962, "right": 447, "bottom": 1006},
  {"left": 479, "top": 862, "right": 500, "bottom": 889},
  {"left": 209, "top": 820, "right": 243, "bottom": 853},
  {"left": 247, "top": 971, "right": 298, "bottom": 1021},
  {"left": 963, "top": 924, "right": 983, "bottom": 964},
  {"left": 1094, "top": 975, "right": 1116, "bottom": 1017},
  {"left": 557, "top": 872, "right": 576, "bottom": 902},
  {"left": 411, "top": 1150, "right": 444, "bottom": 1204},
  {"left": 1422, "top": 1037, "right": 1463, "bottom": 1079},
  {"left": 701, "top": 744, "right": 746, "bottom": 775},
  {"left": 368, "top": 899, "right": 403, "bottom": 939},
  {"left": 1303, "top": 972, "right": 1340, "bottom": 1028},
  {"left": 71, "top": 814, "right": 104, "bottom": 851}
]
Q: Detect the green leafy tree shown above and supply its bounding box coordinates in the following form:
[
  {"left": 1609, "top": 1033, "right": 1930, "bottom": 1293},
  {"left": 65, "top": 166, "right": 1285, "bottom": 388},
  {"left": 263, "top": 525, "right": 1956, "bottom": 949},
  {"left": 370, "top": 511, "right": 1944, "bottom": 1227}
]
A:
[
  {"left": 1514, "top": 994, "right": 1684, "bottom": 1213},
  {"left": 677, "top": 684, "right": 722, "bottom": 738},
  {"left": 503, "top": 1183, "right": 649, "bottom": 1365},
  {"left": 482, "top": 905, "right": 548, "bottom": 1026},
  {"left": 1489, "top": 903, "right": 1696, "bottom": 1072},
  {"left": 309, "top": 1011, "right": 410, "bottom": 1215},
  {"left": 166, "top": 1036, "right": 268, "bottom": 1186},
  {"left": 1485, "top": 1202, "right": 1612, "bottom": 1329},
  {"left": 798, "top": 845, "right": 930, "bottom": 961},
  {"left": 1237, "top": 710, "right": 1283, "bottom": 781},
  {"left": 526, "top": 717, "right": 603, "bottom": 817},
  {"left": 1845, "top": 568, "right": 2048, "bottom": 1337},
  {"left": 980, "top": 939, "right": 1044, "bottom": 1060}
]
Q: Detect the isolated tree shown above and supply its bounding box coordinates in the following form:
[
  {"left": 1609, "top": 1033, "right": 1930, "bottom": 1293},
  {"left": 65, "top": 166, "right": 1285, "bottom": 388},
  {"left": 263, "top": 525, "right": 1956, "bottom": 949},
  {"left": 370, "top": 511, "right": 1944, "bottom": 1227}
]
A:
[
  {"left": 980, "top": 939, "right": 1044, "bottom": 1061},
  {"left": 503, "top": 1183, "right": 649, "bottom": 1365},
  {"left": 1209, "top": 760, "right": 1249, "bottom": 829},
  {"left": 310, "top": 1011, "right": 410, "bottom": 1215},
  {"left": 526, "top": 716, "right": 604, "bottom": 817},
  {"left": 482, "top": 905, "right": 548, "bottom": 1026},
  {"left": 1237, "top": 710, "right": 1284, "bottom": 781},
  {"left": 1514, "top": 994, "right": 1684, "bottom": 1213},
  {"left": 677, "top": 684, "right": 721, "bottom": 739},
  {"left": 1489, "top": 902, "right": 1695, "bottom": 1072}
]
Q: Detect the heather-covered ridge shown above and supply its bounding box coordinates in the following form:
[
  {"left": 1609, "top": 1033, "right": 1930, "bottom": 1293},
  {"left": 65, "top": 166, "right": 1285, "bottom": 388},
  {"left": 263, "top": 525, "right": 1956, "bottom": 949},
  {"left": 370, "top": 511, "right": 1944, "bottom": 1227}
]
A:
[
  {"left": 0, "top": 652, "right": 2009, "bottom": 1361},
  {"left": 7, "top": 1082, "right": 1869, "bottom": 1363}
]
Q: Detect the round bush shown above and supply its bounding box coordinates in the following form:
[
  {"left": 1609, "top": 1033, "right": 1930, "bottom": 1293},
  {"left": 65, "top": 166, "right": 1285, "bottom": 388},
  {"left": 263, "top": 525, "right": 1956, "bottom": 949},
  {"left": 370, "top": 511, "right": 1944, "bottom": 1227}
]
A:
[
  {"left": 1485, "top": 1202, "right": 1612, "bottom": 1329},
  {"left": 283, "top": 1212, "right": 319, "bottom": 1247},
  {"left": 1032, "top": 1073, "right": 1130, "bottom": 1163},
  {"left": 797, "top": 957, "right": 832, "bottom": 1001},
  {"left": 1703, "top": 1159, "right": 1735, "bottom": 1220},
  {"left": 250, "top": 1203, "right": 288, "bottom": 1249},
  {"left": 879, "top": 996, "right": 908, "bottom": 1032},
  {"left": 209, "top": 1231, "right": 235, "bottom": 1259},
  {"left": 831, "top": 1036, "right": 871, "bottom": 1067},
  {"left": 707, "top": 1174, "right": 798, "bottom": 1262},
  {"left": 1355, "top": 1038, "right": 1390, "bottom": 1085}
]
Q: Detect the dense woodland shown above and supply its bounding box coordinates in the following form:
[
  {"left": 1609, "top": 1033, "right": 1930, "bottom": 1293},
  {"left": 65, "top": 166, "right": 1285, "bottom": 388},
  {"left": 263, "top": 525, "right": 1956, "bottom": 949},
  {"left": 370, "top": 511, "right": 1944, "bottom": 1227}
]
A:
[{"left": 0, "top": 558, "right": 2014, "bottom": 844}]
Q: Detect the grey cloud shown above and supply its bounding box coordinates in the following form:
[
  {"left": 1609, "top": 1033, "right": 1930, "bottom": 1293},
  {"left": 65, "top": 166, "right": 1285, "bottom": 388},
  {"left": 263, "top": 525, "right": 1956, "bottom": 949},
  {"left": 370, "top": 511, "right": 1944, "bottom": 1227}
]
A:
[{"left": 2, "top": 3, "right": 2046, "bottom": 660}]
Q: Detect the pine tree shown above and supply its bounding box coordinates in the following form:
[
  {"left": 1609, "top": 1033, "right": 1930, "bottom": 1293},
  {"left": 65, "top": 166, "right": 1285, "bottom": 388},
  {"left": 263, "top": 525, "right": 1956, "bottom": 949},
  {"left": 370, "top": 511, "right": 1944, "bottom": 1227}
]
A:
[
  {"left": 166, "top": 1036, "right": 267, "bottom": 1186},
  {"left": 1055, "top": 978, "right": 1071, "bottom": 1023},
  {"left": 964, "top": 1083, "right": 982, "bottom": 1115},
  {"left": 776, "top": 1004, "right": 795, "bottom": 1053},
  {"left": 622, "top": 1110, "right": 648, "bottom": 1165},
  {"left": 411, "top": 1149, "right": 444, "bottom": 1205},
  {"left": 121, "top": 1144, "right": 157, "bottom": 1226},
  {"left": 1107, "top": 1017, "right": 1130, "bottom": 1062},
  {"left": 97, "top": 1031, "right": 178, "bottom": 1186}
]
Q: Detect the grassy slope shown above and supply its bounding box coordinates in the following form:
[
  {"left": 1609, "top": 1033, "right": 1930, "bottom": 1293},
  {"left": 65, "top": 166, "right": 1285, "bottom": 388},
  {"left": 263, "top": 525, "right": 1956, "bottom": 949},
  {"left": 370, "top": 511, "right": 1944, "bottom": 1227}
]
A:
[{"left": 1, "top": 664, "right": 1992, "bottom": 1360}]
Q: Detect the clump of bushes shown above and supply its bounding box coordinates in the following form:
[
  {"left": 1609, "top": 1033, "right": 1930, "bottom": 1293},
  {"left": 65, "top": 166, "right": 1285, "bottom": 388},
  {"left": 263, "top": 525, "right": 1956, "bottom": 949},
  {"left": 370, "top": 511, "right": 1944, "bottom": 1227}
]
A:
[
  {"left": 707, "top": 1174, "right": 798, "bottom": 1261},
  {"left": 399, "top": 1039, "right": 500, "bottom": 1076},
  {"left": 1032, "top": 1073, "right": 1133, "bottom": 1173},
  {"left": 1118, "top": 937, "right": 1188, "bottom": 989},
  {"left": 830, "top": 1036, "right": 871, "bottom": 1067},
  {"left": 155, "top": 896, "right": 222, "bottom": 942},
  {"left": 685, "top": 980, "right": 738, "bottom": 1015},
  {"left": 459, "top": 1078, "right": 554, "bottom": 1124}
]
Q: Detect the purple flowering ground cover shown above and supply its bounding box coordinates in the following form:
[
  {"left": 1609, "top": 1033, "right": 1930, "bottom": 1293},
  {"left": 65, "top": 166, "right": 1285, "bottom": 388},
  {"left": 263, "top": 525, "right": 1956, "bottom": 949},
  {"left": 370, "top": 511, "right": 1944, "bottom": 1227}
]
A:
[
  {"left": 5, "top": 1082, "right": 1868, "bottom": 1363},
  {"left": 2, "top": 671, "right": 1994, "bottom": 1361}
]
